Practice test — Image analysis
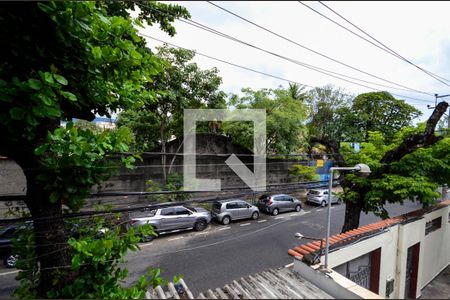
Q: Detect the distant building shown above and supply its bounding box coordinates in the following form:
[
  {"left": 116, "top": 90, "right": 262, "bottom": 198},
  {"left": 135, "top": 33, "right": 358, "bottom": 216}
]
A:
[
  {"left": 92, "top": 117, "right": 116, "bottom": 130},
  {"left": 60, "top": 117, "right": 116, "bottom": 130}
]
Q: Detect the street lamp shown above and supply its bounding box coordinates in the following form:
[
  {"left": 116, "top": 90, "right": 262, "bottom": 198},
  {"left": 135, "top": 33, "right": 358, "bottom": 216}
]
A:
[{"left": 323, "top": 163, "right": 371, "bottom": 271}]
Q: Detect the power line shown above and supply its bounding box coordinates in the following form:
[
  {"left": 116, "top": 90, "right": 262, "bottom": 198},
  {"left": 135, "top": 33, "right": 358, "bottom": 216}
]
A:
[
  {"left": 206, "top": 1, "right": 435, "bottom": 96},
  {"left": 142, "top": 34, "right": 432, "bottom": 105},
  {"left": 180, "top": 18, "right": 435, "bottom": 103},
  {"left": 317, "top": 1, "right": 450, "bottom": 85},
  {"left": 134, "top": 1, "right": 434, "bottom": 104},
  {"left": 140, "top": 34, "right": 314, "bottom": 89}
]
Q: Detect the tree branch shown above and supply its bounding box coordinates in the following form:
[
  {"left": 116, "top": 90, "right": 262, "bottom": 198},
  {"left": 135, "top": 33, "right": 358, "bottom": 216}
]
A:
[{"left": 381, "top": 101, "right": 448, "bottom": 165}]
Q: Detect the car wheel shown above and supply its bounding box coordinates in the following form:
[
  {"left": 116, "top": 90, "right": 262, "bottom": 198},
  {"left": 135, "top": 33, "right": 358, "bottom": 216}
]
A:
[
  {"left": 251, "top": 212, "right": 259, "bottom": 220},
  {"left": 4, "top": 254, "right": 18, "bottom": 268},
  {"left": 142, "top": 233, "right": 156, "bottom": 243},
  {"left": 221, "top": 216, "right": 231, "bottom": 225},
  {"left": 194, "top": 220, "right": 207, "bottom": 231},
  {"left": 321, "top": 201, "right": 326, "bottom": 207},
  {"left": 272, "top": 208, "right": 279, "bottom": 216},
  {"left": 295, "top": 204, "right": 301, "bottom": 212}
]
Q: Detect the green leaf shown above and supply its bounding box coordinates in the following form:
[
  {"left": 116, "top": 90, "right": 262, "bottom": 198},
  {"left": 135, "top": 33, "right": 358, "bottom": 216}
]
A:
[
  {"left": 54, "top": 74, "right": 68, "bottom": 85},
  {"left": 43, "top": 72, "right": 55, "bottom": 84},
  {"left": 9, "top": 107, "right": 26, "bottom": 120},
  {"left": 35, "top": 144, "right": 48, "bottom": 156},
  {"left": 49, "top": 191, "right": 59, "bottom": 203},
  {"left": 72, "top": 254, "right": 82, "bottom": 269},
  {"left": 28, "top": 79, "right": 42, "bottom": 90},
  {"left": 61, "top": 91, "right": 77, "bottom": 102},
  {"left": 92, "top": 46, "right": 102, "bottom": 60}
]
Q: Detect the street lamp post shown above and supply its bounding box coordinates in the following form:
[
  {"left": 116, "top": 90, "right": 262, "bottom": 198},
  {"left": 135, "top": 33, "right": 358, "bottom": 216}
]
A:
[{"left": 323, "top": 163, "right": 371, "bottom": 271}]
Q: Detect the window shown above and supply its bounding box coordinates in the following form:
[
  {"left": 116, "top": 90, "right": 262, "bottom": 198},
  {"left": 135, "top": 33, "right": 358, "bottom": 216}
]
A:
[
  {"left": 284, "top": 197, "right": 294, "bottom": 202},
  {"left": 213, "top": 202, "right": 222, "bottom": 211},
  {"left": 175, "top": 207, "right": 191, "bottom": 215},
  {"left": 226, "top": 202, "right": 238, "bottom": 209},
  {"left": 425, "top": 217, "right": 442, "bottom": 235},
  {"left": 236, "top": 201, "right": 249, "bottom": 209},
  {"left": 160, "top": 208, "right": 175, "bottom": 216},
  {"left": 273, "top": 196, "right": 283, "bottom": 201}
]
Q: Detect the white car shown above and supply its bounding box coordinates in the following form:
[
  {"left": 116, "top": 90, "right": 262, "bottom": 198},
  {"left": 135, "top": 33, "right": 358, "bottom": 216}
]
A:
[
  {"left": 128, "top": 205, "right": 212, "bottom": 241},
  {"left": 306, "top": 189, "right": 340, "bottom": 207}
]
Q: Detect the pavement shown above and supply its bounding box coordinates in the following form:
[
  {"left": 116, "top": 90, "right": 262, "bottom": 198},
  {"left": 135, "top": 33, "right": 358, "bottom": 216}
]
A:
[{"left": 420, "top": 265, "right": 450, "bottom": 299}]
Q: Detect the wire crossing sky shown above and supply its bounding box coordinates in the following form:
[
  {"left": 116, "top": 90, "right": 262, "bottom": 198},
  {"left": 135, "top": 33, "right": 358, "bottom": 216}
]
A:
[{"left": 138, "top": 1, "right": 450, "bottom": 123}]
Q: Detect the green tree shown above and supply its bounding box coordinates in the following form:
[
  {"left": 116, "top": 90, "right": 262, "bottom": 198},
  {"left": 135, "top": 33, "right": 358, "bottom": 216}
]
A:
[
  {"left": 306, "top": 85, "right": 352, "bottom": 144},
  {"left": 288, "top": 164, "right": 320, "bottom": 182},
  {"left": 331, "top": 102, "right": 449, "bottom": 232},
  {"left": 117, "top": 45, "right": 227, "bottom": 182},
  {"left": 0, "top": 1, "right": 188, "bottom": 297},
  {"left": 223, "top": 85, "right": 309, "bottom": 154},
  {"left": 342, "top": 91, "right": 422, "bottom": 142}
]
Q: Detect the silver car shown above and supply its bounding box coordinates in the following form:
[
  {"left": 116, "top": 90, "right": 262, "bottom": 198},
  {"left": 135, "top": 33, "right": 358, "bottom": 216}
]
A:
[
  {"left": 211, "top": 199, "right": 260, "bottom": 225},
  {"left": 256, "top": 194, "right": 302, "bottom": 216},
  {"left": 306, "top": 188, "right": 339, "bottom": 207},
  {"left": 128, "top": 205, "right": 211, "bottom": 241}
]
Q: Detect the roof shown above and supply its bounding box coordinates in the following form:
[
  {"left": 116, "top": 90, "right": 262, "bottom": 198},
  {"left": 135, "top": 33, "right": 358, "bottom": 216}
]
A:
[
  {"left": 197, "top": 266, "right": 333, "bottom": 299},
  {"left": 289, "top": 199, "right": 450, "bottom": 262}
]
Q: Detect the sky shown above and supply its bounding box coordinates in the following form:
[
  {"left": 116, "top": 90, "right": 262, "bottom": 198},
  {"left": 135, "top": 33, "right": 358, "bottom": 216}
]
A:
[{"left": 138, "top": 1, "right": 450, "bottom": 123}]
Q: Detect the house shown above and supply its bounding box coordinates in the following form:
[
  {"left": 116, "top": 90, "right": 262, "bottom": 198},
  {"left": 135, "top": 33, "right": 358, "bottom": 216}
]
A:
[{"left": 288, "top": 199, "right": 450, "bottom": 299}]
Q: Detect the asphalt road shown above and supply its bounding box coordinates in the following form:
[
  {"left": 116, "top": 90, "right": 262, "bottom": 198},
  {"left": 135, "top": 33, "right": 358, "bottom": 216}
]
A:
[{"left": 0, "top": 200, "right": 423, "bottom": 297}]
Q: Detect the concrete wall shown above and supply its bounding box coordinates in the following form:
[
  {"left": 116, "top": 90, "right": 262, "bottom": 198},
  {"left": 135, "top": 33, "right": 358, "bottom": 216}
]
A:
[{"left": 0, "top": 158, "right": 27, "bottom": 195}]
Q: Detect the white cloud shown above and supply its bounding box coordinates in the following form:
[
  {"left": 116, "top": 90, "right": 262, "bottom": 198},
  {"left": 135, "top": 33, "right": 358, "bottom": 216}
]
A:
[{"left": 139, "top": 1, "right": 450, "bottom": 123}]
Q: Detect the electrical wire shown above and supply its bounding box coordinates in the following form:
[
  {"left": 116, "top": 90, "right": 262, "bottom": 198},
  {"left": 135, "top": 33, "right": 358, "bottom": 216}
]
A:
[
  {"left": 178, "top": 18, "right": 435, "bottom": 103},
  {"left": 133, "top": 1, "right": 435, "bottom": 104},
  {"left": 206, "top": 1, "right": 435, "bottom": 96},
  {"left": 143, "top": 34, "right": 432, "bottom": 105},
  {"left": 317, "top": 1, "right": 450, "bottom": 85}
]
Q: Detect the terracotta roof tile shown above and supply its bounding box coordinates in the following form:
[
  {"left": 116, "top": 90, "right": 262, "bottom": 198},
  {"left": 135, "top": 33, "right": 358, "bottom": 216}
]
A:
[{"left": 288, "top": 199, "right": 450, "bottom": 261}]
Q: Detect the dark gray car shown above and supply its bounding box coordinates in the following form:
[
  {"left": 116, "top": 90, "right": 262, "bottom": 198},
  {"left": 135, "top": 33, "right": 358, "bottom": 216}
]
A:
[
  {"left": 128, "top": 205, "right": 211, "bottom": 241},
  {"left": 211, "top": 199, "right": 260, "bottom": 225},
  {"left": 257, "top": 194, "right": 302, "bottom": 216}
]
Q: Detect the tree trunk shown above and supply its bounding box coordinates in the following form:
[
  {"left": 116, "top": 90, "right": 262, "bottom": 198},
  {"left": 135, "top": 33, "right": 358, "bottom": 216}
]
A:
[
  {"left": 17, "top": 156, "right": 77, "bottom": 296},
  {"left": 341, "top": 201, "right": 363, "bottom": 233}
]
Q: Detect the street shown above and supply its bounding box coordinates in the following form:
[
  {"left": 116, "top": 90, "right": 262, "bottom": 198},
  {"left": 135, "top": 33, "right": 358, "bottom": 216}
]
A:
[{"left": 0, "top": 200, "right": 423, "bottom": 297}]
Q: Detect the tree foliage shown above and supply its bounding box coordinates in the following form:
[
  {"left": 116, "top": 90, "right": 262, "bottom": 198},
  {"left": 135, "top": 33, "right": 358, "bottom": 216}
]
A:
[
  {"left": 117, "top": 45, "right": 227, "bottom": 182},
  {"left": 336, "top": 102, "right": 449, "bottom": 231},
  {"left": 306, "top": 85, "right": 352, "bottom": 143},
  {"left": 117, "top": 45, "right": 227, "bottom": 151},
  {"left": 342, "top": 91, "right": 422, "bottom": 142},
  {"left": 223, "top": 85, "right": 309, "bottom": 154},
  {"left": 0, "top": 1, "right": 189, "bottom": 297},
  {"left": 288, "top": 164, "right": 320, "bottom": 182}
]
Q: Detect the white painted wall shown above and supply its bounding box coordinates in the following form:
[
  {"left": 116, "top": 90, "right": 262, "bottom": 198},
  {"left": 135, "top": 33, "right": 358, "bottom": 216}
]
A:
[
  {"left": 321, "top": 226, "right": 398, "bottom": 298},
  {"left": 420, "top": 207, "right": 450, "bottom": 292},
  {"left": 395, "top": 217, "right": 425, "bottom": 299},
  {"left": 293, "top": 204, "right": 450, "bottom": 299}
]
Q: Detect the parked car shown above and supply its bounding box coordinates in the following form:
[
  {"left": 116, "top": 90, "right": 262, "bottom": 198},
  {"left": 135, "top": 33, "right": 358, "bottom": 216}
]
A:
[
  {"left": 211, "top": 199, "right": 260, "bottom": 225},
  {"left": 257, "top": 194, "right": 302, "bottom": 216},
  {"left": 0, "top": 225, "right": 18, "bottom": 268},
  {"left": 128, "top": 205, "right": 211, "bottom": 242},
  {"left": 306, "top": 188, "right": 340, "bottom": 207},
  {"left": 0, "top": 220, "right": 108, "bottom": 268}
]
